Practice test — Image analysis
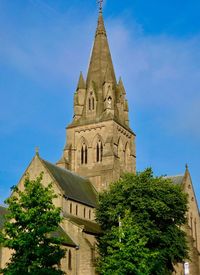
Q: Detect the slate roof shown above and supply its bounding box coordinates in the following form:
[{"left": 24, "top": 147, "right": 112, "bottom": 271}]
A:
[
  {"left": 41, "top": 159, "right": 98, "bottom": 208},
  {"left": 164, "top": 175, "right": 184, "bottom": 185},
  {"left": 0, "top": 205, "right": 76, "bottom": 247},
  {"left": 51, "top": 226, "right": 76, "bottom": 247},
  {"left": 65, "top": 213, "right": 101, "bottom": 235}
]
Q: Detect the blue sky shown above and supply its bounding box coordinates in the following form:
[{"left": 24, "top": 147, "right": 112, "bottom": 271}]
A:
[{"left": 0, "top": 0, "right": 200, "bottom": 206}]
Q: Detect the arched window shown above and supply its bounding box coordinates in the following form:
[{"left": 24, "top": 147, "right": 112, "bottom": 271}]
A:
[
  {"left": 81, "top": 146, "right": 84, "bottom": 164},
  {"left": 85, "top": 146, "right": 88, "bottom": 164},
  {"left": 76, "top": 205, "right": 78, "bottom": 216},
  {"left": 88, "top": 92, "right": 95, "bottom": 111},
  {"left": 96, "top": 143, "right": 99, "bottom": 162},
  {"left": 92, "top": 97, "right": 95, "bottom": 110},
  {"left": 89, "top": 98, "right": 91, "bottom": 110},
  {"left": 100, "top": 142, "right": 103, "bottom": 162},
  {"left": 68, "top": 249, "right": 72, "bottom": 270},
  {"left": 81, "top": 143, "right": 88, "bottom": 165},
  {"left": 96, "top": 140, "right": 103, "bottom": 162},
  {"left": 89, "top": 209, "right": 91, "bottom": 220}
]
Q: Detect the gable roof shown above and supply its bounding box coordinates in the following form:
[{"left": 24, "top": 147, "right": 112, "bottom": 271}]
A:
[
  {"left": 0, "top": 205, "right": 76, "bottom": 247},
  {"left": 51, "top": 226, "right": 76, "bottom": 247},
  {"left": 165, "top": 175, "right": 184, "bottom": 185},
  {"left": 41, "top": 159, "right": 98, "bottom": 208},
  {"left": 64, "top": 213, "right": 101, "bottom": 235}
]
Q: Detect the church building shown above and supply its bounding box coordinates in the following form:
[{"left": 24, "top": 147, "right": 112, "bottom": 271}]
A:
[{"left": 0, "top": 7, "right": 200, "bottom": 275}]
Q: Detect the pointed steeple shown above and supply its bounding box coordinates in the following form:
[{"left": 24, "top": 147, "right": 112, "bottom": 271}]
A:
[
  {"left": 76, "top": 72, "right": 86, "bottom": 90},
  {"left": 118, "top": 77, "right": 126, "bottom": 95},
  {"left": 70, "top": 7, "right": 131, "bottom": 130},
  {"left": 61, "top": 4, "right": 136, "bottom": 185},
  {"left": 185, "top": 163, "right": 190, "bottom": 177},
  {"left": 95, "top": 9, "right": 106, "bottom": 36},
  {"left": 104, "top": 65, "right": 114, "bottom": 83},
  {"left": 35, "top": 146, "right": 40, "bottom": 157},
  {"left": 86, "top": 10, "right": 116, "bottom": 88}
]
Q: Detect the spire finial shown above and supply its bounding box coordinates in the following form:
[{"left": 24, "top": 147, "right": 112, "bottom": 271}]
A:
[
  {"left": 77, "top": 72, "right": 86, "bottom": 90},
  {"left": 97, "top": 0, "right": 103, "bottom": 12},
  {"left": 185, "top": 163, "right": 188, "bottom": 170},
  {"left": 35, "top": 146, "right": 39, "bottom": 156}
]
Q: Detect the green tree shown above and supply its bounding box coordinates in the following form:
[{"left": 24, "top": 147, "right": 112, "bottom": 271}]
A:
[
  {"left": 96, "top": 168, "right": 189, "bottom": 275},
  {"left": 96, "top": 210, "right": 157, "bottom": 275},
  {"left": 0, "top": 174, "right": 66, "bottom": 275}
]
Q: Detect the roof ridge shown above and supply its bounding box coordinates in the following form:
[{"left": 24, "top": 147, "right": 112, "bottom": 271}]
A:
[
  {"left": 40, "top": 158, "right": 97, "bottom": 208},
  {"left": 65, "top": 213, "right": 97, "bottom": 224},
  {"left": 164, "top": 174, "right": 184, "bottom": 178},
  {"left": 41, "top": 158, "right": 88, "bottom": 181}
]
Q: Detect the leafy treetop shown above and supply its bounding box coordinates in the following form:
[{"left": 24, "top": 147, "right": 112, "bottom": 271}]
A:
[
  {"left": 96, "top": 168, "right": 189, "bottom": 275},
  {"left": 0, "top": 174, "right": 66, "bottom": 275}
]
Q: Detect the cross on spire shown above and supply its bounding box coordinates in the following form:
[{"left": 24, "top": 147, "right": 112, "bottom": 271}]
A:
[{"left": 97, "top": 0, "right": 103, "bottom": 12}]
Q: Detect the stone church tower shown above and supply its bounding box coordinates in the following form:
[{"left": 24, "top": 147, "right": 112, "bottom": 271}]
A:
[
  {"left": 57, "top": 10, "right": 136, "bottom": 192},
  {"left": 0, "top": 6, "right": 200, "bottom": 275}
]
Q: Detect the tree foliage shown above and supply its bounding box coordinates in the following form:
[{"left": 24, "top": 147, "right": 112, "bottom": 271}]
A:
[
  {"left": 96, "top": 210, "right": 157, "bottom": 275},
  {"left": 0, "top": 174, "right": 66, "bottom": 275},
  {"left": 96, "top": 168, "right": 189, "bottom": 275}
]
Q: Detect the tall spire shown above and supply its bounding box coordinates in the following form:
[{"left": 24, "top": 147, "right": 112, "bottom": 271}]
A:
[
  {"left": 86, "top": 10, "right": 116, "bottom": 87},
  {"left": 95, "top": 9, "right": 106, "bottom": 36}
]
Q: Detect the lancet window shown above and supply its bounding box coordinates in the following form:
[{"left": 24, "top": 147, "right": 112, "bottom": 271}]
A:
[
  {"left": 70, "top": 203, "right": 72, "bottom": 214},
  {"left": 84, "top": 207, "right": 86, "bottom": 218},
  {"left": 68, "top": 249, "right": 72, "bottom": 270},
  {"left": 89, "top": 209, "right": 91, "bottom": 220},
  {"left": 88, "top": 92, "right": 95, "bottom": 111},
  {"left": 96, "top": 140, "right": 103, "bottom": 162},
  {"left": 92, "top": 97, "right": 95, "bottom": 109},
  {"left": 89, "top": 98, "right": 91, "bottom": 110},
  {"left": 81, "top": 143, "right": 88, "bottom": 164}
]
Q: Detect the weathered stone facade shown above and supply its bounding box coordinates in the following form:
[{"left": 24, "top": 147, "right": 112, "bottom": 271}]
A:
[
  {"left": 0, "top": 8, "right": 200, "bottom": 275},
  {"left": 57, "top": 11, "right": 136, "bottom": 192},
  {"left": 169, "top": 168, "right": 200, "bottom": 274},
  {"left": 0, "top": 154, "right": 99, "bottom": 275}
]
